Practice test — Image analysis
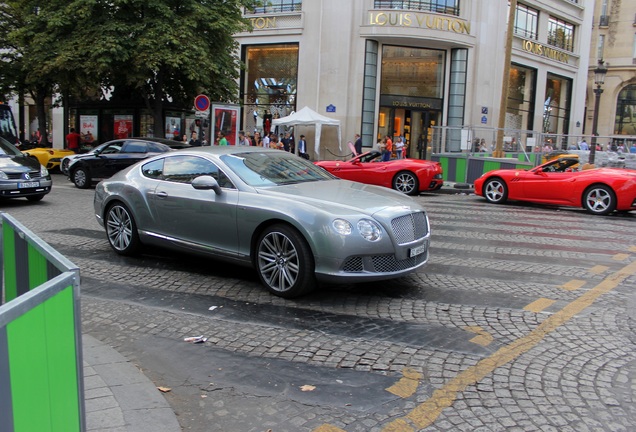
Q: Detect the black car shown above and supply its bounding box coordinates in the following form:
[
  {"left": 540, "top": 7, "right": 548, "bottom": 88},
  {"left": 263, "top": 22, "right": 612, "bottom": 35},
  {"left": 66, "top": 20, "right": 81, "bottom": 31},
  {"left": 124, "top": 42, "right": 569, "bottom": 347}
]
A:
[
  {"left": 0, "top": 136, "right": 52, "bottom": 201},
  {"left": 68, "top": 139, "right": 175, "bottom": 188}
]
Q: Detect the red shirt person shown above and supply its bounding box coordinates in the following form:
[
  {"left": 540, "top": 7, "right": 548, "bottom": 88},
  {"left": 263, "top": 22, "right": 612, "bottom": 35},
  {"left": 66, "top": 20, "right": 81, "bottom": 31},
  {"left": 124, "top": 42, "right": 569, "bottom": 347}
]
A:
[{"left": 66, "top": 128, "right": 82, "bottom": 153}]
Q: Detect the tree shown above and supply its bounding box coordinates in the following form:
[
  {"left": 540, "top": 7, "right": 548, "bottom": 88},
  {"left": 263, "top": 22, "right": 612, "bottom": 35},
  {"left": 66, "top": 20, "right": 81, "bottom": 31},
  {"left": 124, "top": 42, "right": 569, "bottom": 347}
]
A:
[{"left": 0, "top": 0, "right": 256, "bottom": 141}]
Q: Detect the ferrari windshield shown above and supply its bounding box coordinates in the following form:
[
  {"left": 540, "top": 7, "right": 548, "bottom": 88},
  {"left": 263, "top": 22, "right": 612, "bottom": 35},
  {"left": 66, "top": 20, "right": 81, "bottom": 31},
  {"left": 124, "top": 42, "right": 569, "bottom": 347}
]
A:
[{"left": 221, "top": 151, "right": 336, "bottom": 186}]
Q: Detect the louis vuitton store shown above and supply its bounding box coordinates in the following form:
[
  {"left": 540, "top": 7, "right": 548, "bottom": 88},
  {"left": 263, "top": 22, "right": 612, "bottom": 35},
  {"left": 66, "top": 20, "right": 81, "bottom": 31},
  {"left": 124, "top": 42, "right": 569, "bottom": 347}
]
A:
[{"left": 236, "top": 0, "right": 592, "bottom": 159}]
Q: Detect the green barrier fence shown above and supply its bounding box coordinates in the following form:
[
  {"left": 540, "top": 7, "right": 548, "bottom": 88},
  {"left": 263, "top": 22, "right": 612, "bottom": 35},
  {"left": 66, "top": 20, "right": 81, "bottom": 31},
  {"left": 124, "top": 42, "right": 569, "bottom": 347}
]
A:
[
  {"left": 0, "top": 212, "right": 84, "bottom": 432},
  {"left": 432, "top": 152, "right": 540, "bottom": 184}
]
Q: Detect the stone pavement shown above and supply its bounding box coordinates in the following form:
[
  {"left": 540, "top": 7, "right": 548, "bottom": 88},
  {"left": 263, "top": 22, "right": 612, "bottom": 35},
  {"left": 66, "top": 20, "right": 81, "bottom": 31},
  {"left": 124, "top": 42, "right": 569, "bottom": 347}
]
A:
[{"left": 83, "top": 334, "right": 181, "bottom": 432}]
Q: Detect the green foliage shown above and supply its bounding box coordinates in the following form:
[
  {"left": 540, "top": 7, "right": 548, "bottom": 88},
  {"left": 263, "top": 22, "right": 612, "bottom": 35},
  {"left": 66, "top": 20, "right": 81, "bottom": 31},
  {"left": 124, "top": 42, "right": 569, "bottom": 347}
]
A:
[{"left": 0, "top": 0, "right": 257, "bottom": 115}]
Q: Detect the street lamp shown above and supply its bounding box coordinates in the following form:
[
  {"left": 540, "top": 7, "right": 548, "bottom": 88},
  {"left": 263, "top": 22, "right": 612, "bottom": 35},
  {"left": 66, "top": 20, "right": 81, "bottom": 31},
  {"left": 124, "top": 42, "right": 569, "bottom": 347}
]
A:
[{"left": 589, "top": 59, "right": 608, "bottom": 165}]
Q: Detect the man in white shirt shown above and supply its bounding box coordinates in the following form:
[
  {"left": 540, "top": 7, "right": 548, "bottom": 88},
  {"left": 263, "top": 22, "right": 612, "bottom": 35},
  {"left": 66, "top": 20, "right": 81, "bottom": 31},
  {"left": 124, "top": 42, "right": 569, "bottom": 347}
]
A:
[
  {"left": 578, "top": 139, "right": 589, "bottom": 150},
  {"left": 262, "top": 133, "right": 270, "bottom": 148}
]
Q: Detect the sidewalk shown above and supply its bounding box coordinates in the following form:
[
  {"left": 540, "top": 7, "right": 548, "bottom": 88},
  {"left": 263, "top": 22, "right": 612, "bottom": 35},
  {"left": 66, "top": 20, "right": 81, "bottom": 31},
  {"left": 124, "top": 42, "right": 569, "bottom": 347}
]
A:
[{"left": 82, "top": 334, "right": 181, "bottom": 432}]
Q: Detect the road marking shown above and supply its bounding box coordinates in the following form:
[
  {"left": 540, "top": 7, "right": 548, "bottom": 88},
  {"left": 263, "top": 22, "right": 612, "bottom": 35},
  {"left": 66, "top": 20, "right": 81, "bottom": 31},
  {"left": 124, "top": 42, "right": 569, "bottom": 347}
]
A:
[
  {"left": 629, "top": 246, "right": 636, "bottom": 253},
  {"left": 613, "top": 253, "right": 629, "bottom": 261},
  {"left": 589, "top": 265, "right": 609, "bottom": 274},
  {"left": 379, "top": 258, "right": 636, "bottom": 432},
  {"left": 523, "top": 298, "right": 556, "bottom": 313},
  {"left": 314, "top": 426, "right": 346, "bottom": 432},
  {"left": 560, "top": 280, "right": 586, "bottom": 291},
  {"left": 464, "top": 326, "right": 493, "bottom": 347},
  {"left": 386, "top": 367, "right": 422, "bottom": 398}
]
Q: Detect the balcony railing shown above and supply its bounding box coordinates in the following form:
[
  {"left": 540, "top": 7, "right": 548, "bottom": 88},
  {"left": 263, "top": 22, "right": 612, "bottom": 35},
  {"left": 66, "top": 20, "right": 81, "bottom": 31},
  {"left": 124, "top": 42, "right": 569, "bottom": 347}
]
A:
[
  {"left": 248, "top": 0, "right": 302, "bottom": 14},
  {"left": 374, "top": 0, "right": 460, "bottom": 17}
]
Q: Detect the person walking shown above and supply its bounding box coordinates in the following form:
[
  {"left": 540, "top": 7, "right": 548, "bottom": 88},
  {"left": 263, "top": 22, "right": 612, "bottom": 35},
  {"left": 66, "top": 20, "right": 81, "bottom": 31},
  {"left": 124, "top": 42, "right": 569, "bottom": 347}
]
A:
[
  {"left": 218, "top": 131, "right": 228, "bottom": 146},
  {"left": 298, "top": 134, "right": 309, "bottom": 159},
  {"left": 354, "top": 134, "right": 362, "bottom": 155},
  {"left": 238, "top": 131, "right": 250, "bottom": 146},
  {"left": 65, "top": 128, "right": 82, "bottom": 153},
  {"left": 394, "top": 137, "right": 405, "bottom": 159},
  {"left": 189, "top": 131, "right": 202, "bottom": 147},
  {"left": 382, "top": 135, "right": 393, "bottom": 161}
]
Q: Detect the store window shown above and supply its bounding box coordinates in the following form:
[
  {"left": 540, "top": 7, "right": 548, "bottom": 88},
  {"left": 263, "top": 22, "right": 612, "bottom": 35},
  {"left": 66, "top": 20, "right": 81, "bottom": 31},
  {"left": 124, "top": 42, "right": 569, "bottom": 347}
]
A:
[
  {"left": 249, "top": 0, "right": 301, "bottom": 14},
  {"left": 543, "top": 73, "right": 571, "bottom": 138},
  {"left": 381, "top": 46, "right": 444, "bottom": 98},
  {"left": 506, "top": 64, "right": 536, "bottom": 132},
  {"left": 242, "top": 44, "right": 299, "bottom": 135},
  {"left": 514, "top": 3, "right": 538, "bottom": 40},
  {"left": 374, "top": 0, "right": 460, "bottom": 16},
  {"left": 614, "top": 85, "right": 636, "bottom": 135},
  {"left": 547, "top": 16, "right": 574, "bottom": 52}
]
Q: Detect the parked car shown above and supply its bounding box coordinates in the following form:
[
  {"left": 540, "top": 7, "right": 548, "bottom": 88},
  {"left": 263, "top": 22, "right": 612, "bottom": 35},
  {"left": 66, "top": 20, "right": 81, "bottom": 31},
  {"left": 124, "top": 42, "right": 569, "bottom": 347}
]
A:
[
  {"left": 314, "top": 150, "right": 444, "bottom": 195},
  {"left": 0, "top": 136, "right": 52, "bottom": 201},
  {"left": 68, "top": 138, "right": 177, "bottom": 188},
  {"left": 94, "top": 147, "right": 431, "bottom": 298},
  {"left": 62, "top": 137, "right": 191, "bottom": 177},
  {"left": 22, "top": 147, "right": 76, "bottom": 172},
  {"left": 474, "top": 156, "right": 636, "bottom": 215}
]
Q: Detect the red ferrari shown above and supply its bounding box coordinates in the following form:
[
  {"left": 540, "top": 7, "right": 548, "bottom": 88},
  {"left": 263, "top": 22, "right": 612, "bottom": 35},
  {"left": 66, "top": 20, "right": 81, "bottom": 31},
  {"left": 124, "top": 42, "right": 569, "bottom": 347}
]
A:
[
  {"left": 474, "top": 157, "right": 636, "bottom": 215},
  {"left": 315, "top": 150, "right": 443, "bottom": 195}
]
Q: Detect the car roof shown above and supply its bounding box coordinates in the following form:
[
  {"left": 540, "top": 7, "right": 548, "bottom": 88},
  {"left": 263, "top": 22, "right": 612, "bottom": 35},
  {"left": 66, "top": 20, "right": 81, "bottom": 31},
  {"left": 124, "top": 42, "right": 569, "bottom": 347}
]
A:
[{"left": 102, "top": 137, "right": 191, "bottom": 149}]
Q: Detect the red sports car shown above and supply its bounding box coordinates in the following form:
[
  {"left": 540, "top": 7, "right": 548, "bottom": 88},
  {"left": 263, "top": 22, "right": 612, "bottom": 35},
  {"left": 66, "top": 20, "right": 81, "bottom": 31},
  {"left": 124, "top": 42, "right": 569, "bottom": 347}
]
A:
[
  {"left": 315, "top": 150, "right": 443, "bottom": 195},
  {"left": 474, "top": 157, "right": 636, "bottom": 215}
]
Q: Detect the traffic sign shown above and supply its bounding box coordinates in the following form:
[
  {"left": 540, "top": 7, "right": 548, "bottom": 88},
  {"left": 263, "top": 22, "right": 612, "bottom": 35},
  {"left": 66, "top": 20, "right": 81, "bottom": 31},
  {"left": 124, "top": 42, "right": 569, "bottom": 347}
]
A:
[{"left": 194, "top": 95, "right": 210, "bottom": 112}]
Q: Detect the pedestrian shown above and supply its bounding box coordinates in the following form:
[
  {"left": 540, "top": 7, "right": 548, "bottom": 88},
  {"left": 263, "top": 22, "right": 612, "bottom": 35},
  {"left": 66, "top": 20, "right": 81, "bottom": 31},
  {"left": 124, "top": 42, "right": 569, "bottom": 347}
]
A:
[
  {"left": 394, "top": 137, "right": 405, "bottom": 159},
  {"left": 281, "top": 132, "right": 291, "bottom": 152},
  {"left": 218, "top": 131, "right": 228, "bottom": 146},
  {"left": 65, "top": 128, "right": 81, "bottom": 153},
  {"left": 189, "top": 131, "right": 202, "bottom": 147},
  {"left": 238, "top": 131, "right": 250, "bottom": 146},
  {"left": 253, "top": 131, "right": 262, "bottom": 146},
  {"left": 630, "top": 142, "right": 636, "bottom": 153},
  {"left": 298, "top": 134, "right": 309, "bottom": 159},
  {"left": 354, "top": 133, "right": 362, "bottom": 155},
  {"left": 382, "top": 135, "right": 393, "bottom": 161},
  {"left": 578, "top": 139, "right": 589, "bottom": 150},
  {"left": 262, "top": 132, "right": 270, "bottom": 148}
]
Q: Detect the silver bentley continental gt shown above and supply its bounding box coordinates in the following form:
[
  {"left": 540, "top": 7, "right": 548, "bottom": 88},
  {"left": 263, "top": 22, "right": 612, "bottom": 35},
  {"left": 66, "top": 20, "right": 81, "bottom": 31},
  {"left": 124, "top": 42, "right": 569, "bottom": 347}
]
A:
[{"left": 94, "top": 147, "right": 431, "bottom": 298}]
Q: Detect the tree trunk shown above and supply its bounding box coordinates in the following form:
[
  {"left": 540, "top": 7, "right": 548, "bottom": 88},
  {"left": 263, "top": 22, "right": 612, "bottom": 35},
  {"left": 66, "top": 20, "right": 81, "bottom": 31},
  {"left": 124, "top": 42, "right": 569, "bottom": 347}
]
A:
[
  {"left": 152, "top": 69, "right": 165, "bottom": 138},
  {"left": 34, "top": 87, "right": 50, "bottom": 147}
]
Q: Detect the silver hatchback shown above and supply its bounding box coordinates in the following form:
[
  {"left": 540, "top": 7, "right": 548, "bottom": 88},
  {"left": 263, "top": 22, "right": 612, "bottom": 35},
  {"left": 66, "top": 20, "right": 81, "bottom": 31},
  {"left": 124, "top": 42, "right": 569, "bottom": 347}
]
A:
[{"left": 94, "top": 147, "right": 431, "bottom": 298}]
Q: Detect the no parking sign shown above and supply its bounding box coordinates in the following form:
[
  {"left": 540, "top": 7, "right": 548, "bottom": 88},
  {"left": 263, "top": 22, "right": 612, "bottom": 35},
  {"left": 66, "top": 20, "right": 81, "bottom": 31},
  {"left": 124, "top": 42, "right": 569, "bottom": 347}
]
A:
[{"left": 194, "top": 95, "right": 210, "bottom": 112}]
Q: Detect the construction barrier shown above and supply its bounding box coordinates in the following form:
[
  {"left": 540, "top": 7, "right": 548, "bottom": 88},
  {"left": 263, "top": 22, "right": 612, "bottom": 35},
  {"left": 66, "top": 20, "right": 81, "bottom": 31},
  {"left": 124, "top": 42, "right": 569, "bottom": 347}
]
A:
[{"left": 0, "top": 212, "right": 84, "bottom": 432}]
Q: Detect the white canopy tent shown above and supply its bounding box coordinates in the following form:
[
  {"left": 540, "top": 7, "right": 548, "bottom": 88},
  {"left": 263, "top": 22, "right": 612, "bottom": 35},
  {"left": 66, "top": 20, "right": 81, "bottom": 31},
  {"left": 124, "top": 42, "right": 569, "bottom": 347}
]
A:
[{"left": 272, "top": 106, "right": 341, "bottom": 157}]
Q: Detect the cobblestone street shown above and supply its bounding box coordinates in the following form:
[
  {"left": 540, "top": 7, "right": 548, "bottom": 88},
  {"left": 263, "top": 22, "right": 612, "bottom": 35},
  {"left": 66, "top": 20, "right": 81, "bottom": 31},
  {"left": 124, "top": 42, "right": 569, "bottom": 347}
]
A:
[{"left": 3, "top": 173, "right": 635, "bottom": 432}]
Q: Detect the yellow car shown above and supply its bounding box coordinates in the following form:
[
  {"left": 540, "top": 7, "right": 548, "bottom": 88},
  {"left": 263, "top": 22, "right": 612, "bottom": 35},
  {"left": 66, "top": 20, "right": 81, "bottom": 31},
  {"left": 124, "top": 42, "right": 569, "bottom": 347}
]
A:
[{"left": 22, "top": 147, "right": 77, "bottom": 171}]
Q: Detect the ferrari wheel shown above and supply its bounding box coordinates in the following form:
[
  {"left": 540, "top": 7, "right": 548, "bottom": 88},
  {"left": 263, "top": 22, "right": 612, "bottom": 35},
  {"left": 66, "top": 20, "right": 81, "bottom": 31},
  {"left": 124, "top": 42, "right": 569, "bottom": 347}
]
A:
[
  {"left": 72, "top": 167, "right": 91, "bottom": 189},
  {"left": 393, "top": 171, "right": 419, "bottom": 195},
  {"left": 256, "top": 224, "right": 316, "bottom": 298},
  {"left": 105, "top": 202, "right": 141, "bottom": 255},
  {"left": 483, "top": 178, "right": 508, "bottom": 204},
  {"left": 583, "top": 185, "right": 615, "bottom": 215}
]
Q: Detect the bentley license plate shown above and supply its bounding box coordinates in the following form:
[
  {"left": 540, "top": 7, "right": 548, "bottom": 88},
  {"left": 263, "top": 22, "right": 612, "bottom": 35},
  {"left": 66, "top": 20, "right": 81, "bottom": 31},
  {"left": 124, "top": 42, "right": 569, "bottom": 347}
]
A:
[
  {"left": 18, "top": 181, "right": 39, "bottom": 188},
  {"left": 409, "top": 244, "right": 426, "bottom": 258}
]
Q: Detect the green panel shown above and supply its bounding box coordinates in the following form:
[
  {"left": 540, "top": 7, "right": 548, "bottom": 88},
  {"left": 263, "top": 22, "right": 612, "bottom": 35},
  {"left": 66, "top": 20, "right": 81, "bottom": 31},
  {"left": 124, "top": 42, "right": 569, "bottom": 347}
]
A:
[
  {"left": 454, "top": 158, "right": 467, "bottom": 183},
  {"left": 28, "top": 243, "right": 48, "bottom": 290},
  {"left": 439, "top": 157, "right": 449, "bottom": 181},
  {"left": 483, "top": 161, "right": 503, "bottom": 172},
  {"left": 7, "top": 303, "right": 52, "bottom": 432},
  {"left": 6, "top": 288, "right": 81, "bottom": 432},
  {"left": 3, "top": 223, "right": 17, "bottom": 302},
  {"left": 45, "top": 287, "right": 81, "bottom": 431}
]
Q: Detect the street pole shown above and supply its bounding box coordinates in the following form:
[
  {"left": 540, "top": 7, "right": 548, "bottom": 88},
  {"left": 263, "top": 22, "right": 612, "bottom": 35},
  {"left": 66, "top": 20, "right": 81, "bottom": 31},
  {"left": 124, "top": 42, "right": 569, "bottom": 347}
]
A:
[
  {"left": 588, "top": 60, "right": 608, "bottom": 167},
  {"left": 589, "top": 85, "right": 603, "bottom": 165},
  {"left": 494, "top": 0, "right": 517, "bottom": 158}
]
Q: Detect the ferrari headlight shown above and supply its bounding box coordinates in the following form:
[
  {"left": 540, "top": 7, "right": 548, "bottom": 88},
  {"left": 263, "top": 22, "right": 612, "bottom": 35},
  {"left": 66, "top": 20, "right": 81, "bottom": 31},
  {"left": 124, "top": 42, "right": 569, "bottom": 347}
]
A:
[
  {"left": 332, "top": 219, "right": 353, "bottom": 235},
  {"left": 357, "top": 219, "right": 382, "bottom": 242},
  {"left": 40, "top": 166, "right": 49, "bottom": 177}
]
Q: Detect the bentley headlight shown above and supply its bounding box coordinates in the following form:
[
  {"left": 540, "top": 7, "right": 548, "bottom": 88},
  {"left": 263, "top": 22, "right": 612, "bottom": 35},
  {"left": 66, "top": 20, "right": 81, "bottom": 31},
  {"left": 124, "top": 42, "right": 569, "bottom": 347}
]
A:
[
  {"left": 40, "top": 166, "right": 49, "bottom": 177},
  {"left": 0, "top": 171, "right": 7, "bottom": 180},
  {"left": 332, "top": 219, "right": 353, "bottom": 235},
  {"left": 357, "top": 219, "right": 382, "bottom": 242}
]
